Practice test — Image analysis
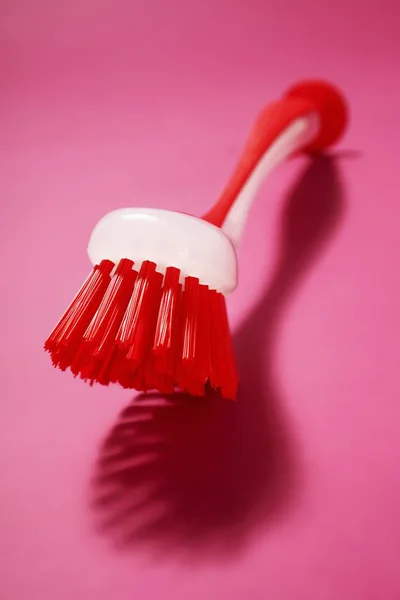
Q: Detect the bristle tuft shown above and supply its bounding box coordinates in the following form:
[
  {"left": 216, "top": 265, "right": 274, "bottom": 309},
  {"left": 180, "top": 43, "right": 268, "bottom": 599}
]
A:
[{"left": 45, "top": 260, "right": 238, "bottom": 399}]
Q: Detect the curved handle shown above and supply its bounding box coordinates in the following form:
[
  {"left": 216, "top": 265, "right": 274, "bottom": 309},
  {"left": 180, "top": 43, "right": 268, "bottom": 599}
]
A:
[{"left": 202, "top": 80, "right": 348, "bottom": 246}]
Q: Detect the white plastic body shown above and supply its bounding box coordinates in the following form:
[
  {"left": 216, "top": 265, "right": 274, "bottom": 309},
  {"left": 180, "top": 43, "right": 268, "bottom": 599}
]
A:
[
  {"left": 88, "top": 208, "right": 238, "bottom": 294},
  {"left": 87, "top": 112, "right": 320, "bottom": 294}
]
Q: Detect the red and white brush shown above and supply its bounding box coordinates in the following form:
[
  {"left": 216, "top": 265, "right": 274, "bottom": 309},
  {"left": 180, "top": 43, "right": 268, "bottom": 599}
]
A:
[{"left": 45, "top": 80, "right": 348, "bottom": 400}]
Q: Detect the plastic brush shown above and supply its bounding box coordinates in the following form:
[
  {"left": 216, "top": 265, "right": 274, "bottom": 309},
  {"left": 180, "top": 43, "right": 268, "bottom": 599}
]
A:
[{"left": 45, "top": 80, "right": 348, "bottom": 399}]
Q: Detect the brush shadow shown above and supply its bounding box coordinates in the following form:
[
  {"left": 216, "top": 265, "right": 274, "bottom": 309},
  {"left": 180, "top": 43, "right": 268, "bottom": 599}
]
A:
[{"left": 90, "top": 154, "right": 346, "bottom": 561}]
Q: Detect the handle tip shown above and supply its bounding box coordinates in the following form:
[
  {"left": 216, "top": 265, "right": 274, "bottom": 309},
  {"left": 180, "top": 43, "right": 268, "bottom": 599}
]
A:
[{"left": 285, "top": 80, "right": 348, "bottom": 152}]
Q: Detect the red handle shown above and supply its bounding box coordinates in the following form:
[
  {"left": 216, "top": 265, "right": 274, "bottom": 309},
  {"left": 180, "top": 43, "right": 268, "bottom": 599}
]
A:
[{"left": 203, "top": 80, "right": 348, "bottom": 228}]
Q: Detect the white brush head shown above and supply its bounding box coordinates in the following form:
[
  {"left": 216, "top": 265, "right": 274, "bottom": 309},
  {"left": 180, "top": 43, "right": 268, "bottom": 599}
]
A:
[{"left": 87, "top": 208, "right": 238, "bottom": 294}]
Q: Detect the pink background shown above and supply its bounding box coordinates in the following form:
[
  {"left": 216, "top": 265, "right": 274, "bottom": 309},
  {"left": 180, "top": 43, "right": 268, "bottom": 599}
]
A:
[{"left": 1, "top": 1, "right": 400, "bottom": 599}]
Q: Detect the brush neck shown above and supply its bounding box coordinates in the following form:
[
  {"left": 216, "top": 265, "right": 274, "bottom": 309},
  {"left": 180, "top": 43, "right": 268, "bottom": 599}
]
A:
[{"left": 202, "top": 98, "right": 320, "bottom": 247}]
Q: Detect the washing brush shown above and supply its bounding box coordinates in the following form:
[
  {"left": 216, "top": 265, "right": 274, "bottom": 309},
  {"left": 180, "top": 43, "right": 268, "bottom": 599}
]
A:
[{"left": 45, "top": 80, "right": 348, "bottom": 400}]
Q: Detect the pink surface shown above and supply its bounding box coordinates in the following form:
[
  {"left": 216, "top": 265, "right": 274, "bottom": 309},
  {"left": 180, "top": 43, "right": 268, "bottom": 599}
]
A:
[{"left": 1, "top": 1, "right": 400, "bottom": 599}]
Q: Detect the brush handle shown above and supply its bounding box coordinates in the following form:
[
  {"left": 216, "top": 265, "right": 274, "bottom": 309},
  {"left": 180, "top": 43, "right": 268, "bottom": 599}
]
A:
[{"left": 202, "top": 81, "right": 348, "bottom": 246}]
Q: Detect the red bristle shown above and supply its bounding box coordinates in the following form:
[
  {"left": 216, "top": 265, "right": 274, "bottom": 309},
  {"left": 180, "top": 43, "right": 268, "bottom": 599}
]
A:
[
  {"left": 47, "top": 257, "right": 238, "bottom": 399},
  {"left": 95, "top": 268, "right": 138, "bottom": 386},
  {"left": 82, "top": 261, "right": 136, "bottom": 382},
  {"left": 71, "top": 259, "right": 135, "bottom": 380},
  {"left": 177, "top": 276, "right": 203, "bottom": 396},
  {"left": 194, "top": 284, "right": 212, "bottom": 386},
  {"left": 153, "top": 267, "right": 181, "bottom": 354},
  {"left": 174, "top": 281, "right": 187, "bottom": 390},
  {"left": 151, "top": 267, "right": 182, "bottom": 391},
  {"left": 113, "top": 261, "right": 162, "bottom": 387},
  {"left": 95, "top": 346, "right": 119, "bottom": 386},
  {"left": 45, "top": 259, "right": 114, "bottom": 367},
  {"left": 130, "top": 362, "right": 148, "bottom": 392},
  {"left": 154, "top": 375, "right": 176, "bottom": 395},
  {"left": 115, "top": 261, "right": 156, "bottom": 349},
  {"left": 192, "top": 381, "right": 207, "bottom": 397},
  {"left": 176, "top": 278, "right": 223, "bottom": 397},
  {"left": 131, "top": 270, "right": 163, "bottom": 392}
]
